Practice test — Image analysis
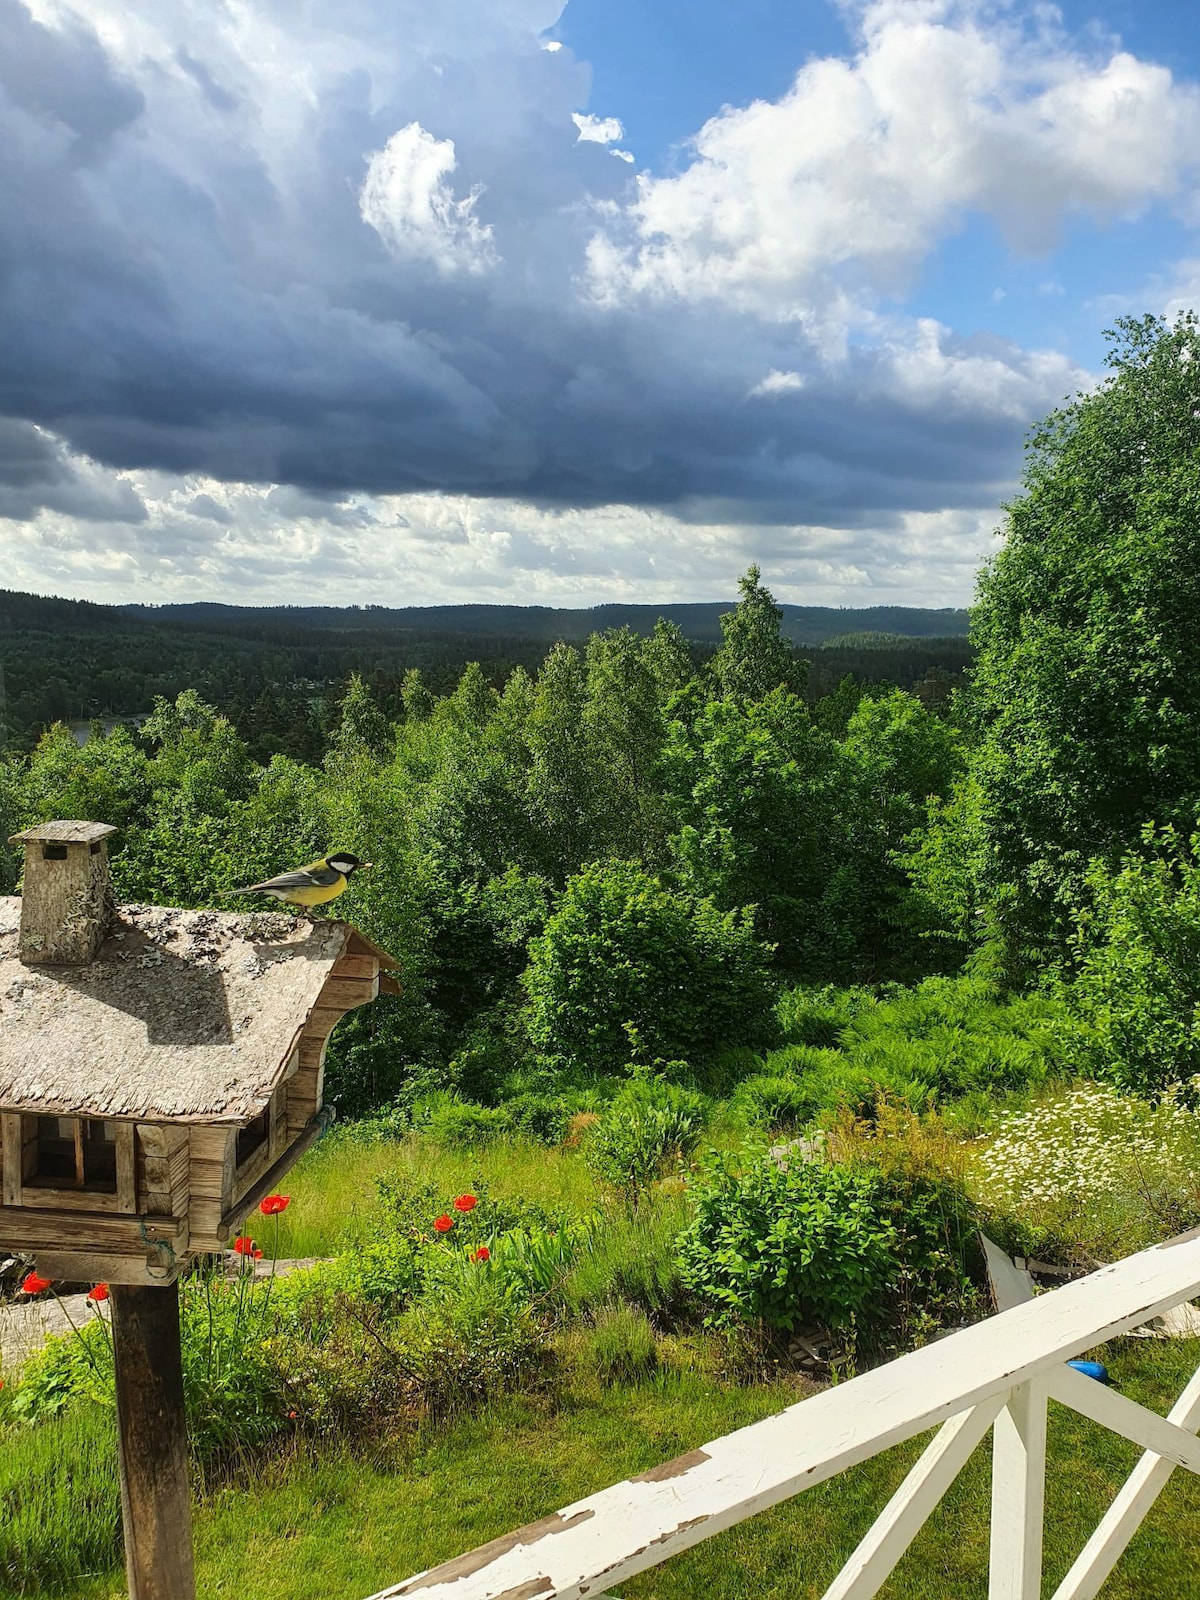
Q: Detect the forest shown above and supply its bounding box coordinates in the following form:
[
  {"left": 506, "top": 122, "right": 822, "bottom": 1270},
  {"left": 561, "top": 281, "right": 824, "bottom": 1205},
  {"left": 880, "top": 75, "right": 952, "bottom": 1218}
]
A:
[
  {"left": 2, "top": 313, "right": 1200, "bottom": 1599},
  {"left": 0, "top": 587, "right": 969, "bottom": 758}
]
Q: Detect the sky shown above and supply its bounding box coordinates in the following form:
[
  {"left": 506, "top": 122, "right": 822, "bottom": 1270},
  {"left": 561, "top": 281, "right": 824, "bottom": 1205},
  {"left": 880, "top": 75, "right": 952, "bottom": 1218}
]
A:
[{"left": 1, "top": 0, "right": 1199, "bottom": 611}]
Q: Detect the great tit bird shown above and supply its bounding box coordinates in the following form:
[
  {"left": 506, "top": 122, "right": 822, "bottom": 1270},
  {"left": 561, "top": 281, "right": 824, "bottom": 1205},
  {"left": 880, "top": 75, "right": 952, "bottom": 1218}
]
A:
[{"left": 227, "top": 853, "right": 370, "bottom": 908}]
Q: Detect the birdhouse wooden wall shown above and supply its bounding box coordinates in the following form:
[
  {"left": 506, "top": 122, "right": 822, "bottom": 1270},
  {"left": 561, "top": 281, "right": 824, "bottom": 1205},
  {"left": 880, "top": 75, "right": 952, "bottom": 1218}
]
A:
[{"left": 0, "top": 930, "right": 393, "bottom": 1284}]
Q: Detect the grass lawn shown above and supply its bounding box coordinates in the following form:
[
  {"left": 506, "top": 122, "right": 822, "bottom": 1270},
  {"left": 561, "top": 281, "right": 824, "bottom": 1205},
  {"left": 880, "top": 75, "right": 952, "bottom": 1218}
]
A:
[{"left": 38, "top": 1337, "right": 1200, "bottom": 1600}]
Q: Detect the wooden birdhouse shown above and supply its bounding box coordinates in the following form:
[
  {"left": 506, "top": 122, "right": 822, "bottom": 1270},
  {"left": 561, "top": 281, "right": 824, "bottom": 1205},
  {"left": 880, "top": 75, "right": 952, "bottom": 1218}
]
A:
[
  {"left": 1, "top": 820, "right": 400, "bottom": 1600},
  {"left": 0, "top": 821, "right": 398, "bottom": 1287}
]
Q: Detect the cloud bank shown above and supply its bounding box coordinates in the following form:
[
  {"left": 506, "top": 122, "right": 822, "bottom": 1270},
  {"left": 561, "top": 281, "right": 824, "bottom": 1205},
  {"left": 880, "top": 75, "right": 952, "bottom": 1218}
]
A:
[{"left": 1, "top": 0, "right": 1198, "bottom": 603}]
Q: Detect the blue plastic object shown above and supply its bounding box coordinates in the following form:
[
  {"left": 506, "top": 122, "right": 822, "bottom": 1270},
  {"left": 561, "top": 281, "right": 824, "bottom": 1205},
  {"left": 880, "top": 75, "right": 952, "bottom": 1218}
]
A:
[{"left": 1067, "top": 1359, "right": 1110, "bottom": 1384}]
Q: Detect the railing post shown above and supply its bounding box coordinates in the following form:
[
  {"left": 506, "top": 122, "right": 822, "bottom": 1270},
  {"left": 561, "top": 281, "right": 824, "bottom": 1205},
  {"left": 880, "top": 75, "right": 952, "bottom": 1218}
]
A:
[{"left": 989, "top": 1378, "right": 1048, "bottom": 1600}]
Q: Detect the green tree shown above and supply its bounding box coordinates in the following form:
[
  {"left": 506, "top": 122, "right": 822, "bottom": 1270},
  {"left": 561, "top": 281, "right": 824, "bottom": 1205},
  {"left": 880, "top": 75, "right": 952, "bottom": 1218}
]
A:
[
  {"left": 711, "top": 565, "right": 806, "bottom": 702},
  {"left": 330, "top": 673, "right": 392, "bottom": 761},
  {"left": 665, "top": 688, "right": 839, "bottom": 968},
  {"left": 968, "top": 312, "right": 1200, "bottom": 971},
  {"left": 524, "top": 860, "right": 775, "bottom": 1073},
  {"left": 1068, "top": 822, "right": 1200, "bottom": 1101}
]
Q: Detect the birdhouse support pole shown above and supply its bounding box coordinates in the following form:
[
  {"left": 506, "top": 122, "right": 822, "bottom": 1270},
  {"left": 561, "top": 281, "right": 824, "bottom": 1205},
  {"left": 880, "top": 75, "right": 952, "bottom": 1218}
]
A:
[{"left": 110, "top": 1283, "right": 196, "bottom": 1600}]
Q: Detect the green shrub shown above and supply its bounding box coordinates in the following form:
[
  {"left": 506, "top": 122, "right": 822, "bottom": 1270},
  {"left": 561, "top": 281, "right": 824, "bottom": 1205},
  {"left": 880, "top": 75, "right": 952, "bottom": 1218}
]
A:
[
  {"left": 1068, "top": 823, "right": 1200, "bottom": 1102},
  {"left": 0, "top": 1404, "right": 121, "bottom": 1595},
  {"left": 524, "top": 860, "right": 776, "bottom": 1072},
  {"left": 394, "top": 1283, "right": 554, "bottom": 1417},
  {"left": 678, "top": 1151, "right": 978, "bottom": 1341},
  {"left": 730, "top": 1074, "right": 815, "bottom": 1132},
  {"left": 503, "top": 1091, "right": 573, "bottom": 1145},
  {"left": 422, "top": 1099, "right": 514, "bottom": 1148},
  {"left": 583, "top": 1076, "right": 707, "bottom": 1207},
  {"left": 776, "top": 984, "right": 875, "bottom": 1046},
  {"left": 586, "top": 1304, "right": 659, "bottom": 1385}
]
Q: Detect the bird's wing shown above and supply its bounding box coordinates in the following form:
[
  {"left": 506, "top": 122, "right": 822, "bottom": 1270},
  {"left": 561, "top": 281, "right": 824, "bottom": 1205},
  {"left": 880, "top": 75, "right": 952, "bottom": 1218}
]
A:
[{"left": 237, "top": 861, "right": 342, "bottom": 892}]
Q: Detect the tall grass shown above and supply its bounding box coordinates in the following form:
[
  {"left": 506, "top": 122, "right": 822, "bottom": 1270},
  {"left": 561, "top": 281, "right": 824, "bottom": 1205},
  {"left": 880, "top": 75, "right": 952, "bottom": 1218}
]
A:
[
  {"left": 0, "top": 1404, "right": 121, "bottom": 1595},
  {"left": 275, "top": 1129, "right": 602, "bottom": 1257}
]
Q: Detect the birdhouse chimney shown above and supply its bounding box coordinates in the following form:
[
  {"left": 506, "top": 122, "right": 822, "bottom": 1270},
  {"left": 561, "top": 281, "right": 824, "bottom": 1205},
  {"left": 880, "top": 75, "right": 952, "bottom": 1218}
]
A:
[{"left": 8, "top": 820, "right": 117, "bottom": 965}]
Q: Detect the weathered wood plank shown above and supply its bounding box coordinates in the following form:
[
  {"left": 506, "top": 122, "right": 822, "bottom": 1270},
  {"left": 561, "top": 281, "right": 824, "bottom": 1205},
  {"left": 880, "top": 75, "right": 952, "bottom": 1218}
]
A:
[
  {"left": 33, "top": 1249, "right": 183, "bottom": 1288},
  {"left": 329, "top": 953, "right": 377, "bottom": 981},
  {"left": 369, "top": 1233, "right": 1200, "bottom": 1600},
  {"left": 0, "top": 1204, "right": 185, "bottom": 1251},
  {"left": 1, "top": 1114, "right": 22, "bottom": 1206},
  {"left": 316, "top": 975, "right": 378, "bottom": 1010},
  {"left": 111, "top": 1283, "right": 197, "bottom": 1600},
  {"left": 17, "top": 1184, "right": 124, "bottom": 1214},
  {"left": 117, "top": 1122, "right": 137, "bottom": 1213}
]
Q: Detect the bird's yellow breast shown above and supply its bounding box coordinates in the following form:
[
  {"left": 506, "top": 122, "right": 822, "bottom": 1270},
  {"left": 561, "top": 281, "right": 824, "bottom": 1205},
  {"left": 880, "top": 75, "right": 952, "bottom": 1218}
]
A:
[{"left": 284, "top": 877, "right": 348, "bottom": 906}]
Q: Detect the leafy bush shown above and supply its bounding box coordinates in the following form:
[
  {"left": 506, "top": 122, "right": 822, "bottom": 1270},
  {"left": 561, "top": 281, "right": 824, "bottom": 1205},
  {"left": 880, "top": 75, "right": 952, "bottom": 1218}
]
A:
[
  {"left": 776, "top": 984, "right": 876, "bottom": 1046},
  {"left": 730, "top": 1074, "right": 816, "bottom": 1132},
  {"left": 970, "top": 1082, "right": 1200, "bottom": 1265},
  {"left": 583, "top": 1076, "right": 708, "bottom": 1207},
  {"left": 1068, "top": 824, "right": 1200, "bottom": 1102},
  {"left": 585, "top": 1304, "right": 658, "bottom": 1385},
  {"left": 678, "top": 1150, "right": 978, "bottom": 1342},
  {"left": 503, "top": 1091, "right": 574, "bottom": 1145},
  {"left": 524, "top": 860, "right": 776, "bottom": 1072},
  {"left": 422, "top": 1099, "right": 514, "bottom": 1148}
]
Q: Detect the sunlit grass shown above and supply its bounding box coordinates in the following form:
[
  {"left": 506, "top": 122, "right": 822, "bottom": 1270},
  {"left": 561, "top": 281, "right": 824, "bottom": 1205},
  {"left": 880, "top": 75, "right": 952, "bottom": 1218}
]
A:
[
  {"left": 44, "top": 1338, "right": 1200, "bottom": 1600},
  {"left": 274, "top": 1130, "right": 605, "bottom": 1257}
]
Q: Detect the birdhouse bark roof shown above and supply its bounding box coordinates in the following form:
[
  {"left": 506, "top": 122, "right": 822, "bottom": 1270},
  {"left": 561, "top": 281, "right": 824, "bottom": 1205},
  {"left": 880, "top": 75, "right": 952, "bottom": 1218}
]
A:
[{"left": 0, "top": 898, "right": 394, "bottom": 1123}]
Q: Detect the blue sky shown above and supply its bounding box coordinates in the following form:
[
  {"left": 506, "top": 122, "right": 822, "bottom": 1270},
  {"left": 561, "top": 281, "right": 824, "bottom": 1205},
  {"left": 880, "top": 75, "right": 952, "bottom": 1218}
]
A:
[{"left": 1, "top": 0, "right": 1198, "bottom": 609}]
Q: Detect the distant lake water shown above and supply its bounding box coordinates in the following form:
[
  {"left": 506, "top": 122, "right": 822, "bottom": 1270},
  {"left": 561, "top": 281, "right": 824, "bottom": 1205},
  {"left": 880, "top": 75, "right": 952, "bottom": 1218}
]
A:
[{"left": 68, "top": 716, "right": 148, "bottom": 746}]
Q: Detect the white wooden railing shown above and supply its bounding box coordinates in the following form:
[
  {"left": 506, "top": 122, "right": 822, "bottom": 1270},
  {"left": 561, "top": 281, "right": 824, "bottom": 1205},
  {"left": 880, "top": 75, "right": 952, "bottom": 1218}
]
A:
[{"left": 369, "top": 1228, "right": 1200, "bottom": 1600}]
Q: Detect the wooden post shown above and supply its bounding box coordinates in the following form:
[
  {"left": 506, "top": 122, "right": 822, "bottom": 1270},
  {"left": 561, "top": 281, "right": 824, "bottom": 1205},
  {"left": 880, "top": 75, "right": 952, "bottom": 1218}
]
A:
[{"left": 111, "top": 1283, "right": 196, "bottom": 1600}]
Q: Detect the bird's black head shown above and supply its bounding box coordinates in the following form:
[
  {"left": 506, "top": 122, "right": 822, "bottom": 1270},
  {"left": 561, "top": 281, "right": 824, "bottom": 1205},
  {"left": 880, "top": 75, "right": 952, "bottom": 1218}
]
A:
[{"left": 327, "top": 852, "right": 369, "bottom": 876}]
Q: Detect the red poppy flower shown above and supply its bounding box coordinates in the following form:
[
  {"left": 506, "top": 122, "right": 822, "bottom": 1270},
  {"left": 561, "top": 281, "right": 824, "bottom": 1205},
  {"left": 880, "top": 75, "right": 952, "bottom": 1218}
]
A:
[
  {"left": 471, "top": 1247, "right": 490, "bottom": 1263},
  {"left": 87, "top": 1283, "right": 109, "bottom": 1303},
  {"left": 20, "top": 1272, "right": 51, "bottom": 1295},
  {"left": 433, "top": 1214, "right": 454, "bottom": 1233},
  {"left": 233, "top": 1236, "right": 256, "bottom": 1256},
  {"left": 259, "top": 1194, "right": 291, "bottom": 1216},
  {"left": 288, "top": 1409, "right": 297, "bottom": 1420},
  {"left": 253, "top": 1248, "right": 264, "bottom": 1260}
]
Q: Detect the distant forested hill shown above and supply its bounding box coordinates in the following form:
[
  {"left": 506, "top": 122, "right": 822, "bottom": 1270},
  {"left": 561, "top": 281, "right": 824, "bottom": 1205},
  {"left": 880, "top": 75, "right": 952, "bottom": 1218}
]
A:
[
  {"left": 123, "top": 598, "right": 969, "bottom": 646},
  {"left": 0, "top": 587, "right": 971, "bottom": 753}
]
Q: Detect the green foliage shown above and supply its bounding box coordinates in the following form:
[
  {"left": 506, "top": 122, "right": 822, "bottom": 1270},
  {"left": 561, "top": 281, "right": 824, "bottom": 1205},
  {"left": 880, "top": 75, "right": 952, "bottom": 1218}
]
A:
[
  {"left": 711, "top": 565, "right": 807, "bottom": 702},
  {"left": 583, "top": 1076, "right": 708, "bottom": 1207},
  {"left": 729, "top": 1074, "right": 816, "bottom": 1132},
  {"left": 561, "top": 1196, "right": 692, "bottom": 1322},
  {"left": 967, "top": 311, "right": 1200, "bottom": 971},
  {"left": 585, "top": 1304, "right": 659, "bottom": 1385},
  {"left": 524, "top": 860, "right": 776, "bottom": 1072},
  {"left": 664, "top": 687, "right": 839, "bottom": 967},
  {"left": 1068, "top": 823, "right": 1200, "bottom": 1101},
  {"left": 970, "top": 1082, "right": 1200, "bottom": 1266},
  {"left": 0, "top": 1404, "right": 121, "bottom": 1595},
  {"left": 422, "top": 1099, "right": 515, "bottom": 1148},
  {"left": 776, "top": 984, "right": 876, "bottom": 1046},
  {"left": 679, "top": 1151, "right": 978, "bottom": 1341}
]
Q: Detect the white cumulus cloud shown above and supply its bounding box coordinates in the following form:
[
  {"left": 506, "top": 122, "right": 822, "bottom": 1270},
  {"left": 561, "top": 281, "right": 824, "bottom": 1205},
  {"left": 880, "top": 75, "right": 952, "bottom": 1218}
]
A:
[
  {"left": 360, "top": 123, "right": 496, "bottom": 274},
  {"left": 588, "top": 0, "right": 1200, "bottom": 319},
  {"left": 572, "top": 111, "right": 624, "bottom": 144}
]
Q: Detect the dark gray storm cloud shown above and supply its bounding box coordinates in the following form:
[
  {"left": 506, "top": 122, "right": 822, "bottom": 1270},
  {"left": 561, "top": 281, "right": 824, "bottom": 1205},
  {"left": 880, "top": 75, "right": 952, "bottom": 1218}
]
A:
[{"left": 1, "top": 0, "right": 1194, "bottom": 533}]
